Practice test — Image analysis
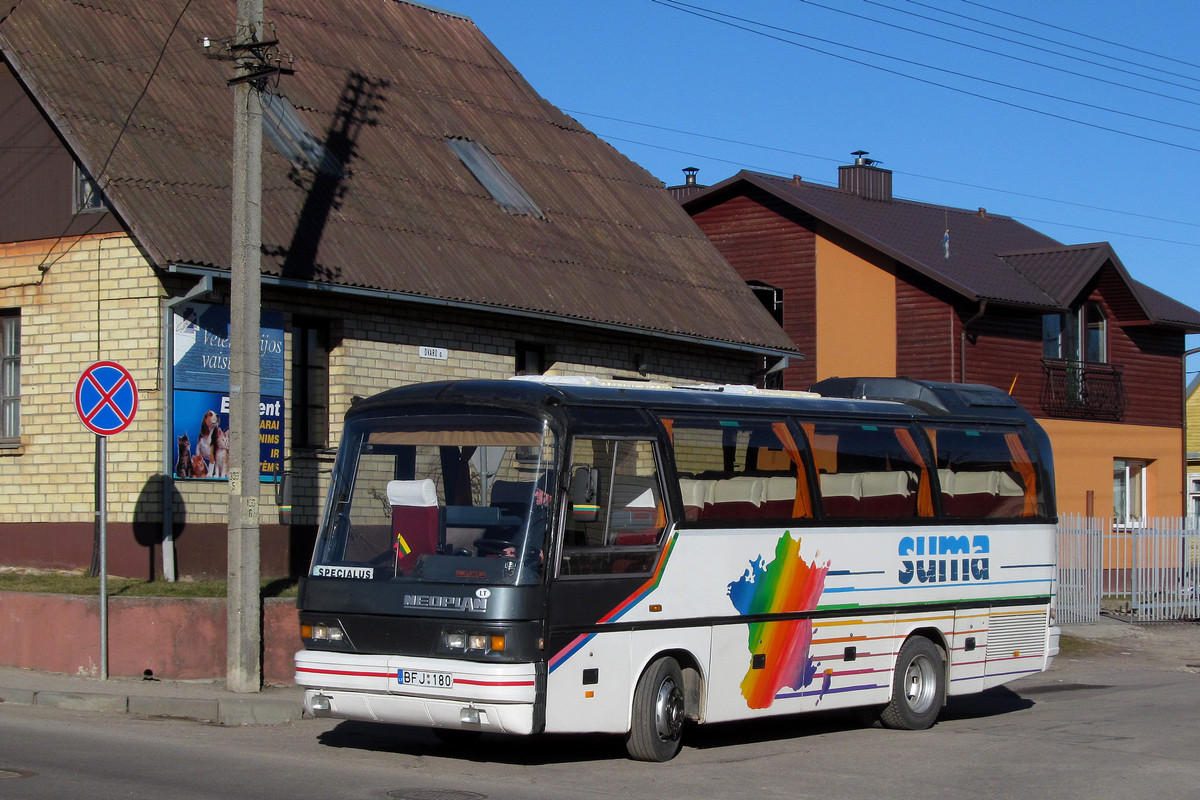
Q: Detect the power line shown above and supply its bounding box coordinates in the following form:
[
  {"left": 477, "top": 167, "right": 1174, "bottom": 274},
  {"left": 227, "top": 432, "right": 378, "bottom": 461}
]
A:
[
  {"left": 31, "top": 0, "right": 196, "bottom": 277},
  {"left": 652, "top": 0, "right": 1200, "bottom": 154},
  {"left": 569, "top": 108, "right": 1200, "bottom": 232},
  {"left": 950, "top": 0, "right": 1200, "bottom": 79},
  {"left": 795, "top": 0, "right": 1200, "bottom": 110},
  {"left": 867, "top": 0, "right": 1200, "bottom": 92}
]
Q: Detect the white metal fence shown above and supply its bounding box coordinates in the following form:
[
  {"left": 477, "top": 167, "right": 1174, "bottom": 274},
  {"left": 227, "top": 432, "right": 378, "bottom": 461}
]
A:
[{"left": 1057, "top": 514, "right": 1200, "bottom": 623}]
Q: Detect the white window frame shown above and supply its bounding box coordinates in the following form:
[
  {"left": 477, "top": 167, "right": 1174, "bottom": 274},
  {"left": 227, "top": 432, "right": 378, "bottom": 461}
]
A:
[{"left": 1113, "top": 458, "right": 1148, "bottom": 527}]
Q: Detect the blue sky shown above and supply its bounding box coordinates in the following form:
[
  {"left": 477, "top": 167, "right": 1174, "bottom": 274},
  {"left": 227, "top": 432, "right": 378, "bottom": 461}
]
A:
[{"left": 445, "top": 0, "right": 1200, "bottom": 373}]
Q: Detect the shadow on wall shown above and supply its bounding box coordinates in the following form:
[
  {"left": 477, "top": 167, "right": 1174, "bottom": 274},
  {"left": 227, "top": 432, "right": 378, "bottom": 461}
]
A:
[{"left": 129, "top": 475, "right": 185, "bottom": 582}]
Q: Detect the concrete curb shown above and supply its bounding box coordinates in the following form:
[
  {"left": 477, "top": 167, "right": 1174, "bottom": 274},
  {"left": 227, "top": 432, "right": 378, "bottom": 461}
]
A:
[{"left": 0, "top": 684, "right": 304, "bottom": 726}]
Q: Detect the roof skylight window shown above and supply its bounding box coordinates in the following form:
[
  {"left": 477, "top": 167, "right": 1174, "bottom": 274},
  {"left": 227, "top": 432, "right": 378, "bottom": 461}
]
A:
[
  {"left": 261, "top": 92, "right": 341, "bottom": 176},
  {"left": 446, "top": 136, "right": 545, "bottom": 219}
]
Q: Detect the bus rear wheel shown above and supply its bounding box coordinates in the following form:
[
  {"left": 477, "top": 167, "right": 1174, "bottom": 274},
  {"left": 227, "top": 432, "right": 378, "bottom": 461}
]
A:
[
  {"left": 625, "top": 656, "right": 685, "bottom": 762},
  {"left": 880, "top": 636, "right": 945, "bottom": 730}
]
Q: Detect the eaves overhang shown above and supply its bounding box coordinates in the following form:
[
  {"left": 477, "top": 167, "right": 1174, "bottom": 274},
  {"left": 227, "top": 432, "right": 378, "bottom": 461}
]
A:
[{"left": 165, "top": 263, "right": 800, "bottom": 360}]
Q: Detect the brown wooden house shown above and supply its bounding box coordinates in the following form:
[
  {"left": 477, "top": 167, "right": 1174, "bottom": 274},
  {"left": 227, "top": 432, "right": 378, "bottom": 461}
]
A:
[{"left": 676, "top": 158, "right": 1200, "bottom": 520}]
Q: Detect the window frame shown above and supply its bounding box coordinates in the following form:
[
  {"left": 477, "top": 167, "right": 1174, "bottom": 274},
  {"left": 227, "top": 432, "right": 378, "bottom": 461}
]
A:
[
  {"left": 1113, "top": 458, "right": 1148, "bottom": 528},
  {"left": 73, "top": 164, "right": 105, "bottom": 214},
  {"left": 0, "top": 311, "right": 20, "bottom": 444},
  {"left": 1042, "top": 303, "right": 1107, "bottom": 364},
  {"left": 291, "top": 319, "right": 329, "bottom": 450},
  {"left": 556, "top": 435, "right": 669, "bottom": 579}
]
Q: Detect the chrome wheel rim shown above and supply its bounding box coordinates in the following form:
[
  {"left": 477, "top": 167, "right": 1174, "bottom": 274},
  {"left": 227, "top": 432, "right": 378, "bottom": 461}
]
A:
[
  {"left": 654, "top": 677, "right": 685, "bottom": 741},
  {"left": 903, "top": 653, "right": 938, "bottom": 713}
]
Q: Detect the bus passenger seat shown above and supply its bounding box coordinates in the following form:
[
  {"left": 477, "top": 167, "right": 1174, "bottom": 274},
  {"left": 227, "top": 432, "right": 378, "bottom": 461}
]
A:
[
  {"left": 859, "top": 471, "right": 915, "bottom": 517},
  {"left": 819, "top": 472, "right": 862, "bottom": 518},
  {"left": 387, "top": 479, "right": 440, "bottom": 573}
]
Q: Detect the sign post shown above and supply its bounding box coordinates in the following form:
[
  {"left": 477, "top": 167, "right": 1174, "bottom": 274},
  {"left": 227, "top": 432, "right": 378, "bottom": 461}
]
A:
[{"left": 75, "top": 361, "right": 138, "bottom": 681}]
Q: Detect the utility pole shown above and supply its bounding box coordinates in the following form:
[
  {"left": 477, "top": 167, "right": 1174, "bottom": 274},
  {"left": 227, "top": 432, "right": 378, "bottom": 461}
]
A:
[{"left": 227, "top": 0, "right": 265, "bottom": 693}]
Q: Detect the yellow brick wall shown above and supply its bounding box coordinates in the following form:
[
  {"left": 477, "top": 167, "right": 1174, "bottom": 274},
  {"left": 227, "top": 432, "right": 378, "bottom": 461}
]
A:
[
  {"left": 2, "top": 234, "right": 763, "bottom": 538},
  {"left": 0, "top": 234, "right": 164, "bottom": 524}
]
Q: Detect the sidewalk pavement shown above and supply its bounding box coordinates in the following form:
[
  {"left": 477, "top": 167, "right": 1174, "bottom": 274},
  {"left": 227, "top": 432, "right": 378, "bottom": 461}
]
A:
[{"left": 0, "top": 664, "right": 306, "bottom": 726}]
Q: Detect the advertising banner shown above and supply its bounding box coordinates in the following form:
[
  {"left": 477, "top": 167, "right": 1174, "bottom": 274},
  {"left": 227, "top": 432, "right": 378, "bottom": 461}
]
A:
[{"left": 171, "top": 302, "right": 285, "bottom": 481}]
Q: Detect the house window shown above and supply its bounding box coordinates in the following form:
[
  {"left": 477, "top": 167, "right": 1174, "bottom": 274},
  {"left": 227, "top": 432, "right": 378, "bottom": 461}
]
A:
[
  {"left": 515, "top": 342, "right": 545, "bottom": 376},
  {"left": 292, "top": 321, "right": 329, "bottom": 449},
  {"left": 1084, "top": 303, "right": 1106, "bottom": 363},
  {"left": 1189, "top": 474, "right": 1200, "bottom": 521},
  {"left": 748, "top": 281, "right": 784, "bottom": 326},
  {"left": 1042, "top": 303, "right": 1106, "bottom": 363},
  {"left": 1, "top": 312, "right": 19, "bottom": 443},
  {"left": 1113, "top": 458, "right": 1147, "bottom": 527},
  {"left": 73, "top": 164, "right": 105, "bottom": 213}
]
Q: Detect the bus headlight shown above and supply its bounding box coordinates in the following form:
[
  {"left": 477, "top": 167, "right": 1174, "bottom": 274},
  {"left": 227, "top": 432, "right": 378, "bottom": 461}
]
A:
[
  {"left": 302, "top": 622, "right": 345, "bottom": 642},
  {"left": 441, "top": 630, "right": 506, "bottom": 654}
]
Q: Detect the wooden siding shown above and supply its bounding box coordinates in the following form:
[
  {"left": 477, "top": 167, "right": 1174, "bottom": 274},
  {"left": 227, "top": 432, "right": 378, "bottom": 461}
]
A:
[
  {"left": 896, "top": 271, "right": 960, "bottom": 382},
  {"left": 0, "top": 64, "right": 123, "bottom": 243},
  {"left": 691, "top": 190, "right": 817, "bottom": 389}
]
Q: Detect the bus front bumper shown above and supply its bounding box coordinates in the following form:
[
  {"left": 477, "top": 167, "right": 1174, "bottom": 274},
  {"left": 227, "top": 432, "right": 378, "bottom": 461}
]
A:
[{"left": 295, "top": 649, "right": 539, "bottom": 735}]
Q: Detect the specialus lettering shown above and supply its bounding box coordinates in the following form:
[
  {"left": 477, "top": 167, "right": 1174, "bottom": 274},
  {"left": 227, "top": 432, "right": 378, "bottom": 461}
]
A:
[{"left": 313, "top": 564, "right": 374, "bottom": 579}]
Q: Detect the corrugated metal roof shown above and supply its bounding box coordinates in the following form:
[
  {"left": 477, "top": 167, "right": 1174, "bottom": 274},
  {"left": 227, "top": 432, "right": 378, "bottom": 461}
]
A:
[
  {"left": 685, "top": 171, "right": 1200, "bottom": 331},
  {"left": 0, "top": 0, "right": 796, "bottom": 353}
]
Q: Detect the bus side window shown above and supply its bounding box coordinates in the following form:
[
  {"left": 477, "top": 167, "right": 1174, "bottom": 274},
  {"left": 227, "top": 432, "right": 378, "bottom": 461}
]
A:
[
  {"left": 808, "top": 421, "right": 933, "bottom": 519},
  {"left": 561, "top": 438, "right": 665, "bottom": 576},
  {"left": 666, "top": 415, "right": 813, "bottom": 523},
  {"left": 926, "top": 426, "right": 1043, "bottom": 519}
]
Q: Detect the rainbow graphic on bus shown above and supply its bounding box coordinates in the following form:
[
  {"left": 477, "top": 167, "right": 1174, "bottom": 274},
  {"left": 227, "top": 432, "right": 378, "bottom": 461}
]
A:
[{"left": 727, "top": 532, "right": 830, "bottom": 709}]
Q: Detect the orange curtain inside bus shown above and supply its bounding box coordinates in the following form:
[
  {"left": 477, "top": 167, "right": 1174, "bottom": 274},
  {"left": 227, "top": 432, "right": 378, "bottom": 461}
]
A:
[
  {"left": 1005, "top": 433, "right": 1038, "bottom": 517},
  {"left": 771, "top": 422, "right": 813, "bottom": 518},
  {"left": 894, "top": 428, "right": 934, "bottom": 517}
]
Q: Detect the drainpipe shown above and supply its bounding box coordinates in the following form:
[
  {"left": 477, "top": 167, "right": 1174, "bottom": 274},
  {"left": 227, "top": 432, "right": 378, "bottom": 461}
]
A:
[
  {"left": 959, "top": 300, "right": 987, "bottom": 383},
  {"left": 160, "top": 275, "right": 214, "bottom": 581}
]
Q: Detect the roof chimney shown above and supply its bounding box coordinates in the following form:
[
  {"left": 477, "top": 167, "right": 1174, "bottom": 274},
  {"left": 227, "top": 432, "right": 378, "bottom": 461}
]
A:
[
  {"left": 683, "top": 166, "right": 699, "bottom": 186},
  {"left": 838, "top": 150, "right": 892, "bottom": 202}
]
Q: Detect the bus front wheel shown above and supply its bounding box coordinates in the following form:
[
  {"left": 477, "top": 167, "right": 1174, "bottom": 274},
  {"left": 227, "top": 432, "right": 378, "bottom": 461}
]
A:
[
  {"left": 625, "top": 656, "right": 685, "bottom": 762},
  {"left": 880, "top": 636, "right": 945, "bottom": 730}
]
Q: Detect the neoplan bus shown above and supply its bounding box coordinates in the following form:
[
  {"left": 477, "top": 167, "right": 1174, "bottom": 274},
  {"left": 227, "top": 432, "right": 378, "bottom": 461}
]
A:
[{"left": 295, "top": 375, "right": 1059, "bottom": 761}]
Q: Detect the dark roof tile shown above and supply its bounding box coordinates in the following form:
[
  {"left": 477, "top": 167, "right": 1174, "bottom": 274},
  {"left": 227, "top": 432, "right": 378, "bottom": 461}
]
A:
[{"left": 0, "top": 0, "right": 795, "bottom": 352}]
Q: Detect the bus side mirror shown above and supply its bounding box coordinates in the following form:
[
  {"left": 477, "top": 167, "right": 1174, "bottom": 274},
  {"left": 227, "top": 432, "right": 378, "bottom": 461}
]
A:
[{"left": 570, "top": 466, "right": 600, "bottom": 522}]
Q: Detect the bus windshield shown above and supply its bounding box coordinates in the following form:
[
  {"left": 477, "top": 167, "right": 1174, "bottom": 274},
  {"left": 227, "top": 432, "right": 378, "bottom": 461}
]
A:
[{"left": 310, "top": 413, "right": 556, "bottom": 587}]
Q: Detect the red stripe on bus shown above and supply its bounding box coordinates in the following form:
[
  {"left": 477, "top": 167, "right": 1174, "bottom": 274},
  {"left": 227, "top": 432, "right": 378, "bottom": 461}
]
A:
[{"left": 295, "top": 667, "right": 391, "bottom": 679}]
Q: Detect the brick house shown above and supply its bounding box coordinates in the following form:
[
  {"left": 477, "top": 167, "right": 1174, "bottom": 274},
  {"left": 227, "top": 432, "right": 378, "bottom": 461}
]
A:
[
  {"left": 675, "top": 158, "right": 1200, "bottom": 520},
  {"left": 0, "top": 0, "right": 794, "bottom": 580}
]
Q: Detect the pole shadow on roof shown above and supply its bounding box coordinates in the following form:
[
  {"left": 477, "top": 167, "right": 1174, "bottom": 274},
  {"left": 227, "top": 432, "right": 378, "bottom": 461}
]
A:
[{"left": 264, "top": 70, "right": 387, "bottom": 282}]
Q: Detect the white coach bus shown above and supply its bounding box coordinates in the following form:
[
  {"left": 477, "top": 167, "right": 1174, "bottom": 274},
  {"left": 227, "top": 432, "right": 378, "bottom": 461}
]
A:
[{"left": 295, "top": 375, "right": 1058, "bottom": 761}]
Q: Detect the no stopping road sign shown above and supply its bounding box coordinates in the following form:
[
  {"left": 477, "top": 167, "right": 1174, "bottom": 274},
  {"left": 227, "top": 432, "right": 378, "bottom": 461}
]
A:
[{"left": 75, "top": 361, "right": 139, "bottom": 436}]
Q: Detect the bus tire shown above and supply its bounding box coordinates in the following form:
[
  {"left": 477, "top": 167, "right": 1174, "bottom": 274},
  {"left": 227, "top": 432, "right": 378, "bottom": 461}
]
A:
[
  {"left": 625, "top": 656, "right": 685, "bottom": 762},
  {"left": 880, "top": 636, "right": 944, "bottom": 731}
]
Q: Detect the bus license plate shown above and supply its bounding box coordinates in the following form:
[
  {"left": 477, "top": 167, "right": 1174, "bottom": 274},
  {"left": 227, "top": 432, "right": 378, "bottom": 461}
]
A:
[{"left": 398, "top": 669, "right": 453, "bottom": 688}]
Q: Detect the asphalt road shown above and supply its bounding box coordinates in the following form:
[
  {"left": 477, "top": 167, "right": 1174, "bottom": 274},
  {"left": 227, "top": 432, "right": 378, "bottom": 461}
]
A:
[{"left": 1, "top": 624, "right": 1198, "bottom": 800}]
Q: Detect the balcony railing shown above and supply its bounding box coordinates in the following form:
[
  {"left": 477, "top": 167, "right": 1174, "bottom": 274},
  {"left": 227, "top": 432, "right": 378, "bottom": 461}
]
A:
[{"left": 1040, "top": 359, "right": 1127, "bottom": 421}]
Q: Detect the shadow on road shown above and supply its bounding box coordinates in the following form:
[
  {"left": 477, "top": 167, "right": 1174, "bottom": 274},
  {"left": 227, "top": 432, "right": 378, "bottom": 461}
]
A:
[{"left": 315, "top": 687, "right": 1036, "bottom": 763}]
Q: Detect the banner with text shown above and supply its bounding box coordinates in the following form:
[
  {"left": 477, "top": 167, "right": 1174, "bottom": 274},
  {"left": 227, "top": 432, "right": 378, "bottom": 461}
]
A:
[{"left": 171, "top": 302, "right": 285, "bottom": 481}]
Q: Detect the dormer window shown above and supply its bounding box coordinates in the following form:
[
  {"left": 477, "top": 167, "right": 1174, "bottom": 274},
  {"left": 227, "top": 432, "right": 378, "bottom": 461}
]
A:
[{"left": 1042, "top": 302, "right": 1107, "bottom": 364}]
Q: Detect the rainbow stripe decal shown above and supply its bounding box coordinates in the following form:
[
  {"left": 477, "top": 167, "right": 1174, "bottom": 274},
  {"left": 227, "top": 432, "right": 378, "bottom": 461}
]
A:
[
  {"left": 727, "top": 532, "right": 830, "bottom": 709},
  {"left": 547, "top": 532, "right": 680, "bottom": 673}
]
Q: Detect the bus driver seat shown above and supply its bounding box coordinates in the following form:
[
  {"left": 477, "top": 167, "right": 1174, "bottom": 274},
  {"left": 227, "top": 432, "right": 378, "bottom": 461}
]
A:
[{"left": 386, "top": 479, "right": 440, "bottom": 575}]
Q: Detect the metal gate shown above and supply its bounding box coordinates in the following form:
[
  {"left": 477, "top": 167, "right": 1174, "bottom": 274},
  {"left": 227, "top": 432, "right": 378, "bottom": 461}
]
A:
[{"left": 1057, "top": 515, "right": 1200, "bottom": 623}]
